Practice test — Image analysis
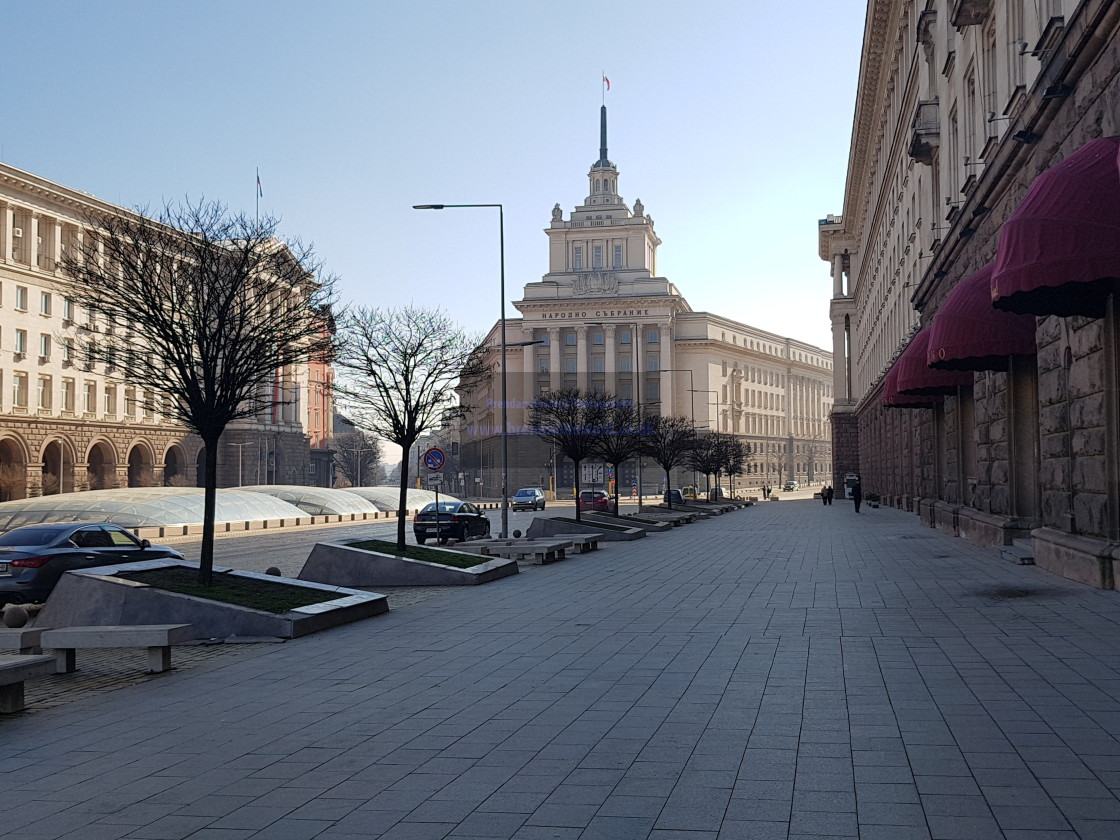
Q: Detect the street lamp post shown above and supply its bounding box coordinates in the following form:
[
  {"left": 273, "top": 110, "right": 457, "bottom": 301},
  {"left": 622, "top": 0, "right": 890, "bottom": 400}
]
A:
[
  {"left": 413, "top": 203, "right": 514, "bottom": 537},
  {"left": 338, "top": 447, "right": 376, "bottom": 488}
]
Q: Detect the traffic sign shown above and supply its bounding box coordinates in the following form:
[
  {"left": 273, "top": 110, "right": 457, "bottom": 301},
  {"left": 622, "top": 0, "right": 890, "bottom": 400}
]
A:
[
  {"left": 423, "top": 447, "right": 445, "bottom": 471},
  {"left": 427, "top": 472, "right": 443, "bottom": 486}
]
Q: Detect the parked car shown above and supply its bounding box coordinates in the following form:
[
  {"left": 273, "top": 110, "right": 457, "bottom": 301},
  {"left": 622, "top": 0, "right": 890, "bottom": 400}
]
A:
[
  {"left": 783, "top": 481, "right": 800, "bottom": 492},
  {"left": 681, "top": 485, "right": 698, "bottom": 500},
  {"left": 413, "top": 501, "right": 491, "bottom": 544},
  {"left": 663, "top": 489, "right": 685, "bottom": 506},
  {"left": 0, "top": 521, "right": 186, "bottom": 604},
  {"left": 511, "top": 487, "right": 546, "bottom": 511},
  {"left": 577, "top": 490, "right": 610, "bottom": 511}
]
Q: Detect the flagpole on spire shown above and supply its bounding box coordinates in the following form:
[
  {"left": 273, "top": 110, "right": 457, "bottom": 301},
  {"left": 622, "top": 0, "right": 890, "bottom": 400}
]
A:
[
  {"left": 255, "top": 167, "right": 262, "bottom": 225},
  {"left": 602, "top": 71, "right": 609, "bottom": 105}
]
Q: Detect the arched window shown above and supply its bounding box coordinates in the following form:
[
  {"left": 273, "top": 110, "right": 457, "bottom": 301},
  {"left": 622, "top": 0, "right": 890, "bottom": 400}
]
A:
[{"left": 595, "top": 179, "right": 601, "bottom": 192}]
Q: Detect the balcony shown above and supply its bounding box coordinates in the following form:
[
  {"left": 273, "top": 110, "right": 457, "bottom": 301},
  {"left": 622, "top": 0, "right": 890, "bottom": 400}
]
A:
[
  {"left": 908, "top": 101, "right": 940, "bottom": 165},
  {"left": 950, "top": 0, "right": 991, "bottom": 27}
]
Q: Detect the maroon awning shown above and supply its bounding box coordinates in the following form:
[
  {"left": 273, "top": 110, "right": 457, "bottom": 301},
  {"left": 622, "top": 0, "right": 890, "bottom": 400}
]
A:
[
  {"left": 991, "top": 136, "right": 1120, "bottom": 317},
  {"left": 882, "top": 357, "right": 943, "bottom": 408},
  {"left": 895, "top": 328, "right": 971, "bottom": 395},
  {"left": 926, "top": 264, "right": 1036, "bottom": 371}
]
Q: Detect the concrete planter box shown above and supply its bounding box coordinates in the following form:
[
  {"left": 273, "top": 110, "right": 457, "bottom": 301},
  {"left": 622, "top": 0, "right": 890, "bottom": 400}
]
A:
[
  {"left": 299, "top": 541, "right": 518, "bottom": 587},
  {"left": 525, "top": 517, "right": 608, "bottom": 541},
  {"left": 539, "top": 516, "right": 645, "bottom": 540},
  {"left": 582, "top": 512, "right": 672, "bottom": 533},
  {"left": 36, "top": 560, "right": 388, "bottom": 640}
]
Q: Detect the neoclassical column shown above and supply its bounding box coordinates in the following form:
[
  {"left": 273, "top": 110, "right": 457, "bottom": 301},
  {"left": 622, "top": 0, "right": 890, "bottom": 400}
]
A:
[
  {"left": 833, "top": 254, "right": 845, "bottom": 296},
  {"left": 831, "top": 314, "right": 848, "bottom": 402},
  {"left": 29, "top": 213, "right": 40, "bottom": 270},
  {"left": 548, "top": 327, "right": 561, "bottom": 391},
  {"left": 0, "top": 200, "right": 9, "bottom": 263},
  {"left": 659, "top": 323, "right": 672, "bottom": 415},
  {"left": 521, "top": 329, "right": 536, "bottom": 426},
  {"left": 51, "top": 218, "right": 63, "bottom": 273},
  {"left": 576, "top": 325, "right": 589, "bottom": 391},
  {"left": 604, "top": 325, "right": 617, "bottom": 394}
]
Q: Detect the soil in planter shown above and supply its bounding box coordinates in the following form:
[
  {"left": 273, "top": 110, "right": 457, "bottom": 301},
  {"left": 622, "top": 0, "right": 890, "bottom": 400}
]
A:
[
  {"left": 346, "top": 539, "right": 489, "bottom": 570},
  {"left": 115, "top": 567, "right": 338, "bottom": 614}
]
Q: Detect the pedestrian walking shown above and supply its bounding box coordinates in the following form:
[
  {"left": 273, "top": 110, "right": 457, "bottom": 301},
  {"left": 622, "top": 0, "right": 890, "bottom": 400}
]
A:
[
  {"left": 851, "top": 481, "right": 862, "bottom": 513},
  {"left": 826, "top": 485, "right": 834, "bottom": 505},
  {"left": 821, "top": 486, "right": 828, "bottom": 505}
]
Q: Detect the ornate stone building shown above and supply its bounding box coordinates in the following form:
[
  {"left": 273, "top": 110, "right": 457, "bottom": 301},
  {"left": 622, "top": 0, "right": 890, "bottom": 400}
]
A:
[
  {"left": 0, "top": 163, "right": 331, "bottom": 500},
  {"left": 458, "top": 108, "right": 834, "bottom": 497},
  {"left": 821, "top": 0, "right": 1120, "bottom": 586}
]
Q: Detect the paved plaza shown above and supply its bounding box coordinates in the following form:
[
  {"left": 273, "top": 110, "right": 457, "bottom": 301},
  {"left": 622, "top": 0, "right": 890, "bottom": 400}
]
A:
[{"left": 5, "top": 500, "right": 1120, "bottom": 839}]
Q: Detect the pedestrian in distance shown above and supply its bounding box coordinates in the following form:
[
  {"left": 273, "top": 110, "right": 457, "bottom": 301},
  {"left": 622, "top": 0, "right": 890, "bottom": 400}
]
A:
[
  {"left": 826, "top": 485, "right": 834, "bottom": 505},
  {"left": 851, "top": 481, "right": 862, "bottom": 513},
  {"left": 821, "top": 486, "right": 828, "bottom": 506}
]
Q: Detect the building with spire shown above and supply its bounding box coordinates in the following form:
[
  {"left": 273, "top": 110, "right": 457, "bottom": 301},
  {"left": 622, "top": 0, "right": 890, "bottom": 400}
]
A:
[{"left": 455, "top": 107, "right": 835, "bottom": 499}]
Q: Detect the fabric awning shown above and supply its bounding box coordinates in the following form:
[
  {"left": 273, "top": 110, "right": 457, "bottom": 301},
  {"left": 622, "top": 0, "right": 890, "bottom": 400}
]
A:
[
  {"left": 926, "top": 264, "right": 1036, "bottom": 371},
  {"left": 882, "top": 357, "right": 943, "bottom": 408},
  {"left": 895, "top": 328, "right": 971, "bottom": 395},
  {"left": 991, "top": 136, "right": 1120, "bottom": 317}
]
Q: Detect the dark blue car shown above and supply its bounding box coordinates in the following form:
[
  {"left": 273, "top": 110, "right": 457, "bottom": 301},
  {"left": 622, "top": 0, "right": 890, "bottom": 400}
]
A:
[{"left": 0, "top": 521, "right": 185, "bottom": 604}]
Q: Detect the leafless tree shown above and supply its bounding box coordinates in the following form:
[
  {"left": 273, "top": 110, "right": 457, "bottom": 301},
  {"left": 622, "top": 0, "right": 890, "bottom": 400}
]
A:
[
  {"left": 638, "top": 415, "right": 696, "bottom": 509},
  {"left": 591, "top": 398, "right": 642, "bottom": 516},
  {"left": 58, "top": 199, "right": 337, "bottom": 585},
  {"left": 528, "top": 388, "right": 611, "bottom": 523},
  {"left": 333, "top": 306, "right": 483, "bottom": 549},
  {"left": 333, "top": 430, "right": 384, "bottom": 488}
]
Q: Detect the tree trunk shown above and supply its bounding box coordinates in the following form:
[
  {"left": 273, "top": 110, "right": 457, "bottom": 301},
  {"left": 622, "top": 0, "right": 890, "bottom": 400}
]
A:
[
  {"left": 397, "top": 441, "right": 412, "bottom": 550},
  {"left": 573, "top": 459, "right": 582, "bottom": 523},
  {"left": 198, "top": 433, "right": 221, "bottom": 586},
  {"left": 611, "top": 461, "right": 620, "bottom": 516},
  {"left": 665, "top": 467, "right": 673, "bottom": 509}
]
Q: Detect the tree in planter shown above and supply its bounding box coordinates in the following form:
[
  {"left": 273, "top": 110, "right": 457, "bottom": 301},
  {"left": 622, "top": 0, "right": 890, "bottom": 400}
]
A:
[
  {"left": 637, "top": 414, "right": 696, "bottom": 509},
  {"left": 715, "top": 434, "right": 749, "bottom": 499},
  {"left": 528, "top": 388, "right": 611, "bottom": 523},
  {"left": 685, "top": 432, "right": 718, "bottom": 498},
  {"left": 590, "top": 398, "right": 643, "bottom": 516},
  {"left": 59, "top": 199, "right": 337, "bottom": 586},
  {"left": 333, "top": 430, "right": 384, "bottom": 488},
  {"left": 333, "top": 306, "right": 483, "bottom": 550}
]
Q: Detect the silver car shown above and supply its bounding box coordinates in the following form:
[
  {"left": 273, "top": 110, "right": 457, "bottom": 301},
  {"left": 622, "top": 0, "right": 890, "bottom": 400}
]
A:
[{"left": 510, "top": 488, "right": 546, "bottom": 511}]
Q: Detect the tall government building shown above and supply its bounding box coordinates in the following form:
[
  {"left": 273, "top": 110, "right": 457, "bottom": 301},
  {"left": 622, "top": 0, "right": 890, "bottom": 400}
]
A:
[
  {"left": 457, "top": 108, "right": 834, "bottom": 497},
  {"left": 0, "top": 163, "right": 335, "bottom": 499},
  {"left": 822, "top": 0, "right": 1120, "bottom": 587}
]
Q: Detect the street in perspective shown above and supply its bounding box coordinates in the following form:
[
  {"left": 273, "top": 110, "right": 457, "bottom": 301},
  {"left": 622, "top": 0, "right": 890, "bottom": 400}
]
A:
[{"left": 4, "top": 498, "right": 1120, "bottom": 839}]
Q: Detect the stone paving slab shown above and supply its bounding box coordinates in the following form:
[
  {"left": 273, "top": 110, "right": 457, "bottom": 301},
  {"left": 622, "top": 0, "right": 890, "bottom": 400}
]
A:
[{"left": 4, "top": 502, "right": 1120, "bottom": 838}]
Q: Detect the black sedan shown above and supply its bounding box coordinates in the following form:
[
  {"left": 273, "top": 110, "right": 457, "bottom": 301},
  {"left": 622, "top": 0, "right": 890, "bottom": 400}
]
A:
[
  {"left": 413, "top": 502, "right": 491, "bottom": 544},
  {"left": 0, "top": 521, "right": 186, "bottom": 604}
]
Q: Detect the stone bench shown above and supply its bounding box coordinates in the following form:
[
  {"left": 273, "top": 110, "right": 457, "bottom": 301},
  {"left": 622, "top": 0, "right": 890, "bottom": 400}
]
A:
[
  {"left": 40, "top": 624, "right": 194, "bottom": 674},
  {"left": 0, "top": 654, "right": 56, "bottom": 713},
  {"left": 470, "top": 539, "right": 573, "bottom": 564},
  {"left": 0, "top": 627, "right": 51, "bottom": 655},
  {"left": 554, "top": 534, "right": 600, "bottom": 553}
]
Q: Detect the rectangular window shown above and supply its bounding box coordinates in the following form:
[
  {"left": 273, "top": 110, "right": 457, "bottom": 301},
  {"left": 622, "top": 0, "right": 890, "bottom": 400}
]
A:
[
  {"left": 565, "top": 333, "right": 576, "bottom": 346},
  {"left": 15, "top": 286, "right": 28, "bottom": 311},
  {"left": 538, "top": 358, "right": 550, "bottom": 374},
  {"left": 39, "top": 334, "right": 51, "bottom": 358},
  {"left": 62, "top": 338, "right": 73, "bottom": 361},
  {"left": 593, "top": 245, "right": 603, "bottom": 269},
  {"left": 613, "top": 244, "right": 623, "bottom": 268},
  {"left": 62, "top": 378, "right": 75, "bottom": 412},
  {"left": 539, "top": 332, "right": 550, "bottom": 346},
  {"left": 12, "top": 372, "right": 28, "bottom": 408},
  {"left": 144, "top": 390, "right": 155, "bottom": 419},
  {"left": 125, "top": 387, "right": 137, "bottom": 416},
  {"left": 647, "top": 381, "right": 660, "bottom": 401},
  {"left": 37, "top": 375, "right": 51, "bottom": 410},
  {"left": 619, "top": 356, "right": 632, "bottom": 372},
  {"left": 619, "top": 330, "right": 631, "bottom": 344},
  {"left": 648, "top": 330, "right": 659, "bottom": 343},
  {"left": 63, "top": 297, "right": 73, "bottom": 320},
  {"left": 592, "top": 332, "right": 604, "bottom": 345},
  {"left": 591, "top": 356, "right": 604, "bottom": 373},
  {"left": 573, "top": 246, "right": 583, "bottom": 270},
  {"left": 564, "top": 357, "right": 577, "bottom": 374},
  {"left": 83, "top": 381, "right": 96, "bottom": 414},
  {"left": 15, "top": 329, "right": 27, "bottom": 354},
  {"left": 646, "top": 355, "right": 659, "bottom": 372},
  {"left": 104, "top": 384, "right": 117, "bottom": 414},
  {"left": 40, "top": 292, "right": 51, "bottom": 316},
  {"left": 619, "top": 381, "right": 633, "bottom": 399}
]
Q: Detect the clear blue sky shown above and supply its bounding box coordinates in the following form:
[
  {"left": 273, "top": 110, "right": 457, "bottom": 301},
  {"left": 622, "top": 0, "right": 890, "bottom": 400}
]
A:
[{"left": 6, "top": 0, "right": 865, "bottom": 352}]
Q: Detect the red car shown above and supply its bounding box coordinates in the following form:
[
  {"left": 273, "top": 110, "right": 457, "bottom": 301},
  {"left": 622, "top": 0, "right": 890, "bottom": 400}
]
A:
[{"left": 578, "top": 490, "right": 610, "bottom": 511}]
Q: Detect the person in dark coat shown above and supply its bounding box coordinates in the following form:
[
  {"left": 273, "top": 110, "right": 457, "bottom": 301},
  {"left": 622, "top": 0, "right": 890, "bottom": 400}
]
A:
[
  {"left": 851, "top": 481, "right": 862, "bottom": 513},
  {"left": 825, "top": 486, "right": 834, "bottom": 505},
  {"left": 821, "top": 486, "right": 828, "bottom": 505}
]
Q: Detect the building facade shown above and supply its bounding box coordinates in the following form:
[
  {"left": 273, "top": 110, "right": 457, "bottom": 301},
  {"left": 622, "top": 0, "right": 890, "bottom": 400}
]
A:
[
  {"left": 821, "top": 0, "right": 1120, "bottom": 586},
  {"left": 459, "top": 108, "right": 834, "bottom": 497},
  {"left": 0, "top": 163, "right": 331, "bottom": 499}
]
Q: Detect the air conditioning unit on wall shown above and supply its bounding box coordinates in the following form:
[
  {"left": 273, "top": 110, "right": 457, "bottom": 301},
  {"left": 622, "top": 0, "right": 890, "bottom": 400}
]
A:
[{"left": 12, "top": 228, "right": 22, "bottom": 238}]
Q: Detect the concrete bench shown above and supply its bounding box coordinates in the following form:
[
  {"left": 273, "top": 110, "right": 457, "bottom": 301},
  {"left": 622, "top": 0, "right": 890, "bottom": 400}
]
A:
[
  {"left": 469, "top": 539, "right": 573, "bottom": 564},
  {"left": 0, "top": 654, "right": 56, "bottom": 713},
  {"left": 0, "top": 627, "right": 51, "bottom": 655},
  {"left": 40, "top": 624, "right": 194, "bottom": 674},
  {"left": 555, "top": 534, "right": 600, "bottom": 553}
]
